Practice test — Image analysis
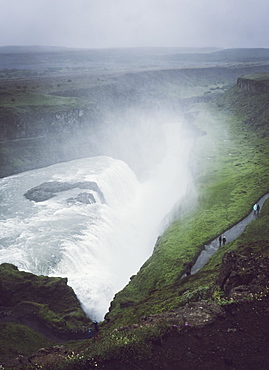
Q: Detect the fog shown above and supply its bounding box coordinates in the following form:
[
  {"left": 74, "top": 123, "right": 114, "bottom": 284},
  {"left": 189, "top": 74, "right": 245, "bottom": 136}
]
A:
[
  {"left": 0, "top": 0, "right": 268, "bottom": 49},
  {"left": 0, "top": 106, "right": 198, "bottom": 319}
]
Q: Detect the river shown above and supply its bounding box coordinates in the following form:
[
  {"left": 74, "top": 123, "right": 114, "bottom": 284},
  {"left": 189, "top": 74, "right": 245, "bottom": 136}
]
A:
[{"left": 0, "top": 122, "right": 194, "bottom": 320}]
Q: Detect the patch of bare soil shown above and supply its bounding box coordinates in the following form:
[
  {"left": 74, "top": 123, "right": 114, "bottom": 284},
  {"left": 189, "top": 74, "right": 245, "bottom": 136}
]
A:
[
  {"left": 4, "top": 296, "right": 269, "bottom": 370},
  {"left": 98, "top": 296, "right": 269, "bottom": 370}
]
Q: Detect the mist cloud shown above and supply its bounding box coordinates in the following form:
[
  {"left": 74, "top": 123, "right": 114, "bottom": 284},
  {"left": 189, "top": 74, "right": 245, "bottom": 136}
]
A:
[{"left": 0, "top": 0, "right": 268, "bottom": 48}]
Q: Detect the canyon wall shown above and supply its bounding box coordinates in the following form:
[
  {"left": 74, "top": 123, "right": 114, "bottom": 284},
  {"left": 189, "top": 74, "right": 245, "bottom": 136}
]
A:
[{"left": 237, "top": 76, "right": 269, "bottom": 93}]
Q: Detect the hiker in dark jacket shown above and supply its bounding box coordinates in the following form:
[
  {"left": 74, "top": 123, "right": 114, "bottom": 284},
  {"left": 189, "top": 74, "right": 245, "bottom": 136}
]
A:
[
  {"left": 184, "top": 261, "right": 193, "bottom": 276},
  {"left": 257, "top": 204, "right": 260, "bottom": 215}
]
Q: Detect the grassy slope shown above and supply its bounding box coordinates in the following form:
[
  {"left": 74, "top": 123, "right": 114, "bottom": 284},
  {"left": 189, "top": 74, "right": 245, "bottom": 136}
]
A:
[
  {"left": 0, "top": 323, "right": 53, "bottom": 363},
  {"left": 104, "top": 81, "right": 269, "bottom": 327},
  {"left": 0, "top": 89, "right": 86, "bottom": 176},
  {"left": 44, "top": 77, "right": 269, "bottom": 369},
  {"left": 2, "top": 72, "right": 269, "bottom": 367},
  {"left": 0, "top": 264, "right": 92, "bottom": 363},
  {"left": 240, "top": 72, "right": 269, "bottom": 82},
  {"left": 0, "top": 90, "right": 81, "bottom": 115}
]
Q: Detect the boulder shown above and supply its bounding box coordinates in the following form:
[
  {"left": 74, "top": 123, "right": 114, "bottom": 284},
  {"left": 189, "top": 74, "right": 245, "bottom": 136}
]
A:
[
  {"left": 0, "top": 263, "right": 92, "bottom": 335},
  {"left": 140, "top": 301, "right": 224, "bottom": 328},
  {"left": 24, "top": 180, "right": 105, "bottom": 203},
  {"left": 67, "top": 192, "right": 96, "bottom": 204},
  {"left": 212, "top": 247, "right": 269, "bottom": 299}
]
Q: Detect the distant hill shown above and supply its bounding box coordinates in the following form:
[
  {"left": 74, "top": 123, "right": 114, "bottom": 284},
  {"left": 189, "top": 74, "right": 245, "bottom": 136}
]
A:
[
  {"left": 0, "top": 45, "right": 74, "bottom": 53},
  {"left": 163, "top": 47, "right": 269, "bottom": 65},
  {"left": 210, "top": 48, "right": 269, "bottom": 62}
]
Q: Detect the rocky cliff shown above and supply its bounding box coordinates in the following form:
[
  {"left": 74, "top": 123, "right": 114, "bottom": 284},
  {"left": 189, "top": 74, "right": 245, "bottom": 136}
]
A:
[
  {"left": 2, "top": 63, "right": 269, "bottom": 178},
  {"left": 237, "top": 74, "right": 269, "bottom": 93},
  {"left": 0, "top": 107, "right": 88, "bottom": 141},
  {"left": 0, "top": 263, "right": 92, "bottom": 345}
]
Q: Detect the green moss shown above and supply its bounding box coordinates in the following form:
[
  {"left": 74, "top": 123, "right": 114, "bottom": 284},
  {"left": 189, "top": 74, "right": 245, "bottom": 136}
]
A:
[
  {"left": 50, "top": 322, "right": 171, "bottom": 369},
  {"left": 0, "top": 323, "right": 53, "bottom": 362},
  {"left": 105, "top": 86, "right": 269, "bottom": 326},
  {"left": 3, "top": 72, "right": 269, "bottom": 367},
  {"left": 217, "top": 85, "right": 269, "bottom": 129},
  {"left": 240, "top": 72, "right": 269, "bottom": 82},
  {"left": 0, "top": 263, "right": 91, "bottom": 331},
  {"left": 36, "top": 72, "right": 269, "bottom": 369},
  {"left": 1, "top": 264, "right": 73, "bottom": 312},
  {"left": 0, "top": 91, "right": 81, "bottom": 114}
]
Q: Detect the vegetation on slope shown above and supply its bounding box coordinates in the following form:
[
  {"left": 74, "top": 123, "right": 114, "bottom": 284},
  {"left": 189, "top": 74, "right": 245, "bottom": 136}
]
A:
[
  {"left": 0, "top": 264, "right": 92, "bottom": 362},
  {"left": 0, "top": 323, "right": 53, "bottom": 363},
  {"left": 13, "top": 73, "right": 267, "bottom": 369},
  {"left": 104, "top": 83, "right": 269, "bottom": 327},
  {"left": 2, "top": 72, "right": 269, "bottom": 368}
]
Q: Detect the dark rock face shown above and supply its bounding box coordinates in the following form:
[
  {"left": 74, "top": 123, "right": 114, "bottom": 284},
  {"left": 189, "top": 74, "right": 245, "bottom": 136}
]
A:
[
  {"left": 0, "top": 263, "right": 75, "bottom": 311},
  {"left": 213, "top": 248, "right": 269, "bottom": 300},
  {"left": 99, "top": 296, "right": 269, "bottom": 370},
  {"left": 0, "top": 108, "right": 87, "bottom": 142},
  {"left": 24, "top": 180, "right": 105, "bottom": 203},
  {"left": 67, "top": 192, "right": 96, "bottom": 205},
  {"left": 0, "top": 263, "right": 92, "bottom": 343},
  {"left": 237, "top": 77, "right": 269, "bottom": 93},
  {"left": 140, "top": 301, "right": 224, "bottom": 329}
]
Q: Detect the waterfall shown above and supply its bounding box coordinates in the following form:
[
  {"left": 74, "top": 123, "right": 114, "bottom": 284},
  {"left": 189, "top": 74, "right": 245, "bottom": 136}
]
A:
[{"left": 0, "top": 122, "right": 194, "bottom": 320}]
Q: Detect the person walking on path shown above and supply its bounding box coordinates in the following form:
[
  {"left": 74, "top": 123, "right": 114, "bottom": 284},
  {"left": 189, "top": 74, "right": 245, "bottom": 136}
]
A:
[
  {"left": 183, "top": 261, "right": 193, "bottom": 276},
  {"left": 93, "top": 321, "right": 99, "bottom": 333},
  {"left": 222, "top": 236, "right": 226, "bottom": 245},
  {"left": 257, "top": 204, "right": 260, "bottom": 215},
  {"left": 253, "top": 203, "right": 258, "bottom": 215},
  {"left": 219, "top": 235, "right": 222, "bottom": 247}
]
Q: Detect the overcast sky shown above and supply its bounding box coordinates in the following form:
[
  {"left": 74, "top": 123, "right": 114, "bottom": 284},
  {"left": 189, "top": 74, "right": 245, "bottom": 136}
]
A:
[{"left": 0, "top": 0, "right": 268, "bottom": 49}]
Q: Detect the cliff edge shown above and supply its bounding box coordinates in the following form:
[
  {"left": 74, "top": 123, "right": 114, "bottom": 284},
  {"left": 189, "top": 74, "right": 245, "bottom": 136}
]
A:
[
  {"left": 0, "top": 263, "right": 92, "bottom": 362},
  {"left": 237, "top": 73, "right": 269, "bottom": 93}
]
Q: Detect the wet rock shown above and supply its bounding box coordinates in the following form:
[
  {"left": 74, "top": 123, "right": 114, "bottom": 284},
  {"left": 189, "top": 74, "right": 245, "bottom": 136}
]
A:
[
  {"left": 67, "top": 192, "right": 96, "bottom": 204},
  {"left": 212, "top": 247, "right": 269, "bottom": 300},
  {"left": 140, "top": 301, "right": 223, "bottom": 328},
  {"left": 237, "top": 77, "right": 269, "bottom": 94},
  {"left": 0, "top": 263, "right": 92, "bottom": 343},
  {"left": 181, "top": 301, "right": 223, "bottom": 327},
  {"left": 24, "top": 180, "right": 105, "bottom": 203},
  {"left": 28, "top": 345, "right": 73, "bottom": 367}
]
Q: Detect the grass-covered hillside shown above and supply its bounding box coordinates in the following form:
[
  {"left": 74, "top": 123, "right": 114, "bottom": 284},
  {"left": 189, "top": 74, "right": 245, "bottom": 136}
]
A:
[
  {"left": 0, "top": 263, "right": 92, "bottom": 363},
  {"left": 2, "top": 48, "right": 269, "bottom": 178},
  {"left": 20, "top": 73, "right": 269, "bottom": 369},
  {"left": 1, "top": 69, "right": 269, "bottom": 369},
  {"left": 103, "top": 79, "right": 269, "bottom": 327}
]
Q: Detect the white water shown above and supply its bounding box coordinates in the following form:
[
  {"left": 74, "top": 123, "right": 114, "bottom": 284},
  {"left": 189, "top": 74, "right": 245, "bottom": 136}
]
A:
[{"left": 0, "top": 123, "right": 193, "bottom": 320}]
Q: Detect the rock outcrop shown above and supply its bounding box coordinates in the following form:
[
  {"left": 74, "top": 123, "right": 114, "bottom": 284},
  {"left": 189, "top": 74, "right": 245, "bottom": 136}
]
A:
[
  {"left": 24, "top": 180, "right": 105, "bottom": 203},
  {"left": 237, "top": 76, "right": 269, "bottom": 93},
  {"left": 0, "top": 107, "right": 89, "bottom": 141},
  {"left": 0, "top": 263, "right": 92, "bottom": 342},
  {"left": 139, "top": 301, "right": 224, "bottom": 329},
  {"left": 212, "top": 246, "right": 269, "bottom": 300}
]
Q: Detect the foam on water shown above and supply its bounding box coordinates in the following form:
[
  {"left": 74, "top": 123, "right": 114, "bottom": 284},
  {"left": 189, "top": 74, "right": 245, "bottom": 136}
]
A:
[{"left": 0, "top": 123, "right": 194, "bottom": 320}]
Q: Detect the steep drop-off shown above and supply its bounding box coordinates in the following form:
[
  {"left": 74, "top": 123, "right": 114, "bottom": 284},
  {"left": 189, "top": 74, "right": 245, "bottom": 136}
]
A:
[
  {"left": 0, "top": 263, "right": 92, "bottom": 332},
  {"left": 0, "top": 263, "right": 93, "bottom": 362},
  {"left": 237, "top": 73, "right": 269, "bottom": 93},
  {"left": 1, "top": 51, "right": 269, "bottom": 367},
  {"left": 2, "top": 61, "right": 269, "bottom": 177},
  {"left": 103, "top": 73, "right": 269, "bottom": 328}
]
